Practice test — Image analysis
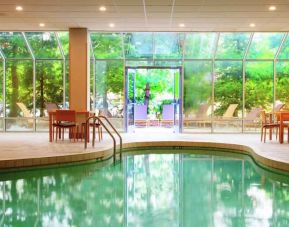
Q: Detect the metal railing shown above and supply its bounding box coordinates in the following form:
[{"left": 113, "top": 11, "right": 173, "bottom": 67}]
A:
[{"left": 84, "top": 115, "right": 122, "bottom": 163}]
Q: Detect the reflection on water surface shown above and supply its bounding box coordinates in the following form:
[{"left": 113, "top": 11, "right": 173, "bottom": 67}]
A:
[{"left": 0, "top": 151, "right": 288, "bottom": 226}]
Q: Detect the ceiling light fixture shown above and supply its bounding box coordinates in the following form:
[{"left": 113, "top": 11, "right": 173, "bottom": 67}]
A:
[
  {"left": 15, "top": 6, "right": 23, "bottom": 11},
  {"left": 269, "top": 6, "right": 276, "bottom": 11},
  {"left": 249, "top": 23, "right": 255, "bottom": 27},
  {"left": 109, "top": 23, "right": 115, "bottom": 28},
  {"left": 99, "top": 6, "right": 106, "bottom": 11},
  {"left": 39, "top": 23, "right": 45, "bottom": 27},
  {"left": 179, "top": 23, "right": 185, "bottom": 27}
]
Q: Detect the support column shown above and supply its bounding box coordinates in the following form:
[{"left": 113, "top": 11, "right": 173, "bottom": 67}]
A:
[{"left": 69, "top": 28, "right": 89, "bottom": 111}]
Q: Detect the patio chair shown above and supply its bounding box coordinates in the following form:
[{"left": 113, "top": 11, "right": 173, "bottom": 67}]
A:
[
  {"left": 244, "top": 107, "right": 263, "bottom": 129},
  {"left": 160, "top": 104, "right": 174, "bottom": 127},
  {"left": 45, "top": 102, "right": 59, "bottom": 112},
  {"left": 260, "top": 110, "right": 280, "bottom": 142},
  {"left": 184, "top": 103, "right": 211, "bottom": 127},
  {"left": 89, "top": 110, "right": 103, "bottom": 142},
  {"left": 274, "top": 103, "right": 285, "bottom": 112},
  {"left": 17, "top": 102, "right": 33, "bottom": 118},
  {"left": 52, "top": 110, "right": 77, "bottom": 142},
  {"left": 222, "top": 104, "right": 238, "bottom": 119},
  {"left": 16, "top": 102, "right": 34, "bottom": 127},
  {"left": 134, "top": 104, "right": 148, "bottom": 127}
]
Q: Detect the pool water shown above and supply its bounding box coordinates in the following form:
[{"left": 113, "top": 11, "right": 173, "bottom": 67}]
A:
[{"left": 0, "top": 149, "right": 289, "bottom": 226}]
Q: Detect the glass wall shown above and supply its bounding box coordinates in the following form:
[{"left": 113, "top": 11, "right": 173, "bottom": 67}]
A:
[
  {"left": 90, "top": 32, "right": 289, "bottom": 133},
  {"left": 0, "top": 32, "right": 69, "bottom": 131},
  {"left": 1, "top": 31, "right": 289, "bottom": 133}
]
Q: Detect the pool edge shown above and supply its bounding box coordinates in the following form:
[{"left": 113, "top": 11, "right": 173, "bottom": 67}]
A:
[{"left": 0, "top": 140, "right": 288, "bottom": 172}]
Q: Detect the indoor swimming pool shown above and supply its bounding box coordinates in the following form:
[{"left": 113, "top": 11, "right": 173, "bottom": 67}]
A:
[{"left": 0, "top": 148, "right": 288, "bottom": 226}]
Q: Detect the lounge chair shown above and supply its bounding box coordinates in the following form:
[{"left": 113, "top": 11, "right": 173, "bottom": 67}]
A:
[
  {"left": 134, "top": 104, "right": 148, "bottom": 127},
  {"left": 184, "top": 103, "right": 211, "bottom": 127},
  {"left": 244, "top": 107, "right": 263, "bottom": 129},
  {"left": 45, "top": 102, "right": 59, "bottom": 112},
  {"left": 16, "top": 102, "right": 34, "bottom": 128},
  {"left": 214, "top": 104, "right": 238, "bottom": 128},
  {"left": 17, "top": 102, "right": 33, "bottom": 118},
  {"left": 274, "top": 103, "right": 285, "bottom": 112},
  {"left": 222, "top": 104, "right": 238, "bottom": 119},
  {"left": 160, "top": 104, "right": 174, "bottom": 127}
]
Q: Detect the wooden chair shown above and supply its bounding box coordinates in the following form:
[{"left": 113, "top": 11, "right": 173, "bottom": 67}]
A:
[
  {"left": 89, "top": 111, "right": 103, "bottom": 141},
  {"left": 275, "top": 111, "right": 289, "bottom": 143},
  {"left": 260, "top": 110, "right": 280, "bottom": 142},
  {"left": 75, "top": 111, "right": 89, "bottom": 142},
  {"left": 52, "top": 110, "right": 77, "bottom": 142}
]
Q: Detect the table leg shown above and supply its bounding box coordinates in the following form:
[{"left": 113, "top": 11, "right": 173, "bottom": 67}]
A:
[
  {"left": 279, "top": 124, "right": 284, "bottom": 144},
  {"left": 269, "top": 114, "right": 272, "bottom": 140},
  {"left": 49, "top": 113, "right": 52, "bottom": 142}
]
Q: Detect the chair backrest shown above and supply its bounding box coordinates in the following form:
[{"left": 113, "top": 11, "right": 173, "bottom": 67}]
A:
[
  {"left": 134, "top": 104, "right": 147, "bottom": 120},
  {"left": 76, "top": 111, "right": 89, "bottom": 124},
  {"left": 274, "top": 103, "right": 285, "bottom": 112},
  {"left": 16, "top": 102, "right": 32, "bottom": 118},
  {"left": 223, "top": 104, "right": 238, "bottom": 118},
  {"left": 45, "top": 102, "right": 59, "bottom": 112},
  {"left": 162, "top": 104, "right": 174, "bottom": 121},
  {"left": 55, "top": 110, "right": 76, "bottom": 122},
  {"left": 245, "top": 107, "right": 262, "bottom": 121},
  {"left": 195, "top": 103, "right": 209, "bottom": 118},
  {"left": 259, "top": 110, "right": 267, "bottom": 124}
]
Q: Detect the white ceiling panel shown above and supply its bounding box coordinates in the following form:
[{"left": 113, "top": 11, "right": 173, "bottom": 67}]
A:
[{"left": 0, "top": 0, "right": 288, "bottom": 31}]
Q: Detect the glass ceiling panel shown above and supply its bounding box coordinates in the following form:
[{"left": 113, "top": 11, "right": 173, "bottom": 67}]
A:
[
  {"left": 0, "top": 32, "right": 31, "bottom": 59},
  {"left": 216, "top": 33, "right": 250, "bottom": 59},
  {"left": 184, "top": 33, "right": 217, "bottom": 59},
  {"left": 278, "top": 35, "right": 289, "bottom": 59},
  {"left": 154, "top": 32, "right": 183, "bottom": 59},
  {"left": 58, "top": 32, "right": 69, "bottom": 59},
  {"left": 247, "top": 33, "right": 285, "bottom": 59},
  {"left": 25, "top": 32, "right": 62, "bottom": 59},
  {"left": 90, "top": 33, "right": 123, "bottom": 59},
  {"left": 124, "top": 32, "right": 153, "bottom": 59}
]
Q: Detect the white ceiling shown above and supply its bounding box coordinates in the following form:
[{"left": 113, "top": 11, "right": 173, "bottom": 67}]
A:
[{"left": 0, "top": 0, "right": 289, "bottom": 31}]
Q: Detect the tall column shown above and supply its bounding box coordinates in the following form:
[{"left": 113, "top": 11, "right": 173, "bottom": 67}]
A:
[{"left": 69, "top": 28, "right": 89, "bottom": 111}]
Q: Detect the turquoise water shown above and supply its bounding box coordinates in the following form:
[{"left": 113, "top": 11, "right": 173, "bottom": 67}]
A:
[{"left": 0, "top": 150, "right": 289, "bottom": 226}]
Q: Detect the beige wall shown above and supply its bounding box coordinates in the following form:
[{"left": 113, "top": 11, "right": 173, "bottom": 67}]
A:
[{"left": 69, "top": 28, "right": 89, "bottom": 111}]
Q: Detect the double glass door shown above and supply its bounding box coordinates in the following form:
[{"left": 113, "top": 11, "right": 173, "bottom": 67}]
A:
[{"left": 124, "top": 66, "right": 182, "bottom": 133}]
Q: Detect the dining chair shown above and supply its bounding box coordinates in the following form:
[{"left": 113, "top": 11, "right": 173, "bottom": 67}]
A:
[
  {"left": 53, "top": 110, "right": 77, "bottom": 142},
  {"left": 89, "top": 111, "right": 103, "bottom": 141},
  {"left": 260, "top": 110, "right": 280, "bottom": 142},
  {"left": 75, "top": 111, "right": 89, "bottom": 142}
]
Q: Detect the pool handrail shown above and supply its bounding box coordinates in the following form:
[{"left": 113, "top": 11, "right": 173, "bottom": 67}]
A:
[
  {"left": 98, "top": 115, "right": 122, "bottom": 154},
  {"left": 84, "top": 116, "right": 122, "bottom": 163}
]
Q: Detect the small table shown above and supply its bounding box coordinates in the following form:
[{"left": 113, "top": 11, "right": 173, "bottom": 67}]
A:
[{"left": 49, "top": 110, "right": 89, "bottom": 142}]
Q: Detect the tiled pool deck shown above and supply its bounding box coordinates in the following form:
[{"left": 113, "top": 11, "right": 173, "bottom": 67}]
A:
[{"left": 0, "top": 131, "right": 289, "bottom": 172}]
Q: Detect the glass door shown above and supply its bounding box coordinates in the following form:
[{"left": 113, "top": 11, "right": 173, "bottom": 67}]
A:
[
  {"left": 173, "top": 68, "right": 182, "bottom": 133},
  {"left": 125, "top": 66, "right": 183, "bottom": 133}
]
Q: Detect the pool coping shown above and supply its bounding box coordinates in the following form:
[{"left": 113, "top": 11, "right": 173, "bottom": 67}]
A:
[{"left": 0, "top": 140, "right": 289, "bottom": 172}]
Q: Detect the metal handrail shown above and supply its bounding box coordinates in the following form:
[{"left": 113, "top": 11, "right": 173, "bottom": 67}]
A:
[
  {"left": 98, "top": 115, "right": 122, "bottom": 155},
  {"left": 84, "top": 116, "right": 122, "bottom": 163}
]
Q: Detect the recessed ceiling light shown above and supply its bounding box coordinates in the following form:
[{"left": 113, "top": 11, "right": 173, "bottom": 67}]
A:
[
  {"left": 269, "top": 5, "right": 276, "bottom": 11},
  {"left": 39, "top": 23, "right": 45, "bottom": 27},
  {"left": 15, "top": 6, "right": 23, "bottom": 11},
  {"left": 249, "top": 23, "right": 255, "bottom": 27},
  {"left": 179, "top": 23, "right": 185, "bottom": 27},
  {"left": 109, "top": 23, "right": 115, "bottom": 28},
  {"left": 99, "top": 6, "right": 106, "bottom": 11}
]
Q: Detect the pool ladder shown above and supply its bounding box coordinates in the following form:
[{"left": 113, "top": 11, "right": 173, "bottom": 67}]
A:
[{"left": 84, "top": 115, "right": 122, "bottom": 163}]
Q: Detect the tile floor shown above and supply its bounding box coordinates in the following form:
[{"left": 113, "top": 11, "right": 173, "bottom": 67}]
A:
[{"left": 0, "top": 131, "right": 289, "bottom": 171}]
